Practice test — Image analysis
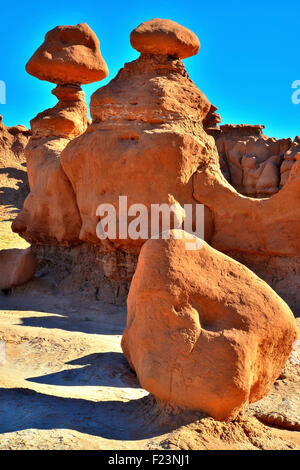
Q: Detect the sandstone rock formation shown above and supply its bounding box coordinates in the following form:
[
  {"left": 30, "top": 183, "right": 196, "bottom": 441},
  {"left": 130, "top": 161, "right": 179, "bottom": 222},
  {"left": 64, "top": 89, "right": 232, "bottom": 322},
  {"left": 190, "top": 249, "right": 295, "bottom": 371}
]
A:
[
  {"left": 122, "top": 230, "right": 298, "bottom": 421},
  {"left": 130, "top": 18, "right": 200, "bottom": 58},
  {"left": 0, "top": 116, "right": 31, "bottom": 219},
  {"left": 61, "top": 21, "right": 214, "bottom": 252},
  {"left": 193, "top": 127, "right": 300, "bottom": 313},
  {"left": 12, "top": 85, "right": 87, "bottom": 245},
  {"left": 12, "top": 25, "right": 108, "bottom": 245},
  {"left": 26, "top": 23, "right": 108, "bottom": 84},
  {"left": 193, "top": 134, "right": 300, "bottom": 257},
  {"left": 0, "top": 247, "right": 37, "bottom": 289},
  {"left": 9, "top": 19, "right": 300, "bottom": 312},
  {"left": 280, "top": 136, "right": 300, "bottom": 187},
  {"left": 215, "top": 124, "right": 298, "bottom": 197},
  {"left": 202, "top": 104, "right": 221, "bottom": 137}
]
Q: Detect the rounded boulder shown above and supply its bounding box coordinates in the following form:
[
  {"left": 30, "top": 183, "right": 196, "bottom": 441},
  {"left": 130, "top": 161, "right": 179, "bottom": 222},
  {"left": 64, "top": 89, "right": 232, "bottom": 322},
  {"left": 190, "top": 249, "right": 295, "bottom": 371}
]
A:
[
  {"left": 130, "top": 18, "right": 200, "bottom": 59},
  {"left": 26, "top": 23, "right": 108, "bottom": 84},
  {"left": 121, "top": 230, "right": 298, "bottom": 421}
]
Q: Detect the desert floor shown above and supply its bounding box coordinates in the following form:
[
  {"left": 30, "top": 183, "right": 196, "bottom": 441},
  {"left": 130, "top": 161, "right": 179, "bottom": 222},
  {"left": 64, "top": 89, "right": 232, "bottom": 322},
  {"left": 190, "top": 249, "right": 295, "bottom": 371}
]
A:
[{"left": 0, "top": 220, "right": 299, "bottom": 450}]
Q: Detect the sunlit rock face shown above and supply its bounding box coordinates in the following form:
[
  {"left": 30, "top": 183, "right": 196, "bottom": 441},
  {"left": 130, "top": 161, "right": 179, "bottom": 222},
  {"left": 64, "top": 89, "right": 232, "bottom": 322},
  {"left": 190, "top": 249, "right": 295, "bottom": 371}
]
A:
[
  {"left": 12, "top": 23, "right": 108, "bottom": 246},
  {"left": 122, "top": 231, "right": 298, "bottom": 421},
  {"left": 61, "top": 20, "right": 216, "bottom": 252}
]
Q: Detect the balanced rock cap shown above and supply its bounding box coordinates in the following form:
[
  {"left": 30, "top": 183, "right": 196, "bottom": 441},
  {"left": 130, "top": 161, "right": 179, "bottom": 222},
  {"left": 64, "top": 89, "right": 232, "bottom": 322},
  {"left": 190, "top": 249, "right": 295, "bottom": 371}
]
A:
[
  {"left": 130, "top": 18, "right": 200, "bottom": 59},
  {"left": 26, "top": 23, "right": 108, "bottom": 85}
]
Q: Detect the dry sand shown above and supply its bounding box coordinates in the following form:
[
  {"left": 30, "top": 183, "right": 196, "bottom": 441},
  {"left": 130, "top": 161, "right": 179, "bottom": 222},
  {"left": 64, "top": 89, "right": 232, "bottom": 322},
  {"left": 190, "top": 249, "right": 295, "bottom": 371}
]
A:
[{"left": 0, "top": 221, "right": 299, "bottom": 450}]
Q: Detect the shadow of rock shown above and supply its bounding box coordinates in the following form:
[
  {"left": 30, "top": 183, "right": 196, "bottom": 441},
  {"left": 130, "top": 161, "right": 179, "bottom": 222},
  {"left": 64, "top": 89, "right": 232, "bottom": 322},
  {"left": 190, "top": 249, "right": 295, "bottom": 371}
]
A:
[
  {"left": 27, "top": 352, "right": 140, "bottom": 389},
  {"left": 20, "top": 314, "right": 125, "bottom": 336},
  {"left": 0, "top": 388, "right": 201, "bottom": 441},
  {"left": 0, "top": 166, "right": 29, "bottom": 211},
  {"left": 0, "top": 293, "right": 126, "bottom": 336}
]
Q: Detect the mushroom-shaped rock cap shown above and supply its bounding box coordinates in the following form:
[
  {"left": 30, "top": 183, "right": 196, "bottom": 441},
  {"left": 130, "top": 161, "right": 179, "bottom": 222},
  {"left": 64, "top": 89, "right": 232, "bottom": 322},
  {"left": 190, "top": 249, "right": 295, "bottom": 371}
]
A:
[
  {"left": 26, "top": 23, "right": 108, "bottom": 85},
  {"left": 130, "top": 18, "right": 200, "bottom": 59}
]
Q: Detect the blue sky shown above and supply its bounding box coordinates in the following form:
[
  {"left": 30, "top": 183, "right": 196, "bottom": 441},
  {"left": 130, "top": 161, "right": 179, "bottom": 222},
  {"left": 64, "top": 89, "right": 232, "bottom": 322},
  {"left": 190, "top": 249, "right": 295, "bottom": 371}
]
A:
[{"left": 1, "top": 0, "right": 299, "bottom": 139}]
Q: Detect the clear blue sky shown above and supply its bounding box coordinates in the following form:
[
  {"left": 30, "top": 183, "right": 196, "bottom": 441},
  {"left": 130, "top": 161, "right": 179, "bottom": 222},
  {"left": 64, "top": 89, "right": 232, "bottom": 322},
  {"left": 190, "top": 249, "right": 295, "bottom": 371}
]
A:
[{"left": 1, "top": 0, "right": 299, "bottom": 139}]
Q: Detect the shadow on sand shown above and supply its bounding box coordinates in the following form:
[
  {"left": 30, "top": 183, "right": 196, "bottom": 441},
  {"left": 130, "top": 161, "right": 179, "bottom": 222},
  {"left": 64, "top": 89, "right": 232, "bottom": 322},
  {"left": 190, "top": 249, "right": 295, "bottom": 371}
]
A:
[
  {"left": 0, "top": 387, "right": 202, "bottom": 441},
  {"left": 27, "top": 352, "right": 140, "bottom": 389},
  {"left": 0, "top": 293, "right": 126, "bottom": 336},
  {"left": 0, "top": 166, "right": 29, "bottom": 210}
]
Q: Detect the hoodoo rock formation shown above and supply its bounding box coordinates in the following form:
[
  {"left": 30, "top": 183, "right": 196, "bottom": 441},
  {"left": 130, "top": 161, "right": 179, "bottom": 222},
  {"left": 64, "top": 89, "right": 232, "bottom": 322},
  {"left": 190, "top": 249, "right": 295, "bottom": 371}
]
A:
[
  {"left": 12, "top": 24, "right": 108, "bottom": 246},
  {"left": 3, "top": 18, "right": 299, "bottom": 426},
  {"left": 10, "top": 19, "right": 300, "bottom": 313},
  {"left": 122, "top": 230, "right": 298, "bottom": 421},
  {"left": 11, "top": 86, "right": 86, "bottom": 245},
  {"left": 26, "top": 23, "right": 108, "bottom": 84},
  {"left": 61, "top": 18, "right": 214, "bottom": 251}
]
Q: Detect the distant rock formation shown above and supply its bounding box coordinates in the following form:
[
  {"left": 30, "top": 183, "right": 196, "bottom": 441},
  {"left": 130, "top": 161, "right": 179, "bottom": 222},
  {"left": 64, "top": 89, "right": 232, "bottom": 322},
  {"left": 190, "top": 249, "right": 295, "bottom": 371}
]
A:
[
  {"left": 122, "top": 230, "right": 297, "bottom": 421},
  {"left": 0, "top": 115, "right": 31, "bottom": 220},
  {"left": 212, "top": 123, "right": 299, "bottom": 198}
]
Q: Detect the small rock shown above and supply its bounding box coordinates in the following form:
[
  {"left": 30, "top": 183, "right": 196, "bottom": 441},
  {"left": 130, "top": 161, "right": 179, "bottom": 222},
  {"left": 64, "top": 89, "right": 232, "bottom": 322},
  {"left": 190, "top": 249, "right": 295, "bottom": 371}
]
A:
[{"left": 0, "top": 247, "right": 37, "bottom": 290}]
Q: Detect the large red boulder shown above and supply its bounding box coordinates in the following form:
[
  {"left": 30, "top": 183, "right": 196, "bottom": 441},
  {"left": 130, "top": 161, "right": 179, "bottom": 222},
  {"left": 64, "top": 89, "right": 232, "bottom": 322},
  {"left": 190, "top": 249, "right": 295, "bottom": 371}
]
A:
[{"left": 122, "top": 230, "right": 298, "bottom": 421}]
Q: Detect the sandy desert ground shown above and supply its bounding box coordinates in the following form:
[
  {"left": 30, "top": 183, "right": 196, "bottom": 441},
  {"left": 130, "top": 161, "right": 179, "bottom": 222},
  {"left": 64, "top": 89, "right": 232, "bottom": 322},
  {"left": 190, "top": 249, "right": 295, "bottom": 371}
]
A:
[{"left": 0, "top": 220, "right": 299, "bottom": 450}]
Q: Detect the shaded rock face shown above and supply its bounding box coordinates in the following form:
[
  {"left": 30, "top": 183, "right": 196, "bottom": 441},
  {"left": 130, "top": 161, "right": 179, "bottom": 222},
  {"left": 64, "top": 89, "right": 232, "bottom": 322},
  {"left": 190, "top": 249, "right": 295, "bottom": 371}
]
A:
[
  {"left": 22, "top": 243, "right": 138, "bottom": 305},
  {"left": 26, "top": 23, "right": 108, "bottom": 84},
  {"left": 0, "top": 116, "right": 31, "bottom": 219},
  {"left": 61, "top": 53, "right": 215, "bottom": 252},
  {"left": 122, "top": 230, "right": 298, "bottom": 421},
  {"left": 199, "top": 123, "right": 300, "bottom": 313},
  {"left": 215, "top": 124, "right": 299, "bottom": 197},
  {"left": 0, "top": 247, "right": 37, "bottom": 289}
]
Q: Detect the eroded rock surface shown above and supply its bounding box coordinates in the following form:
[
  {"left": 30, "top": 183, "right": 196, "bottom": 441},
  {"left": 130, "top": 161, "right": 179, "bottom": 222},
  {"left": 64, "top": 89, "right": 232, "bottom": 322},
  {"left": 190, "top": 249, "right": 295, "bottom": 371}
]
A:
[
  {"left": 0, "top": 291, "right": 298, "bottom": 450},
  {"left": 12, "top": 24, "right": 108, "bottom": 246},
  {"left": 26, "top": 23, "right": 108, "bottom": 84},
  {"left": 130, "top": 18, "right": 200, "bottom": 59},
  {"left": 122, "top": 230, "right": 298, "bottom": 421},
  {"left": 12, "top": 85, "right": 87, "bottom": 245},
  {"left": 61, "top": 26, "right": 215, "bottom": 252},
  {"left": 215, "top": 124, "right": 299, "bottom": 197},
  {"left": 193, "top": 129, "right": 300, "bottom": 258}
]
